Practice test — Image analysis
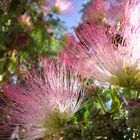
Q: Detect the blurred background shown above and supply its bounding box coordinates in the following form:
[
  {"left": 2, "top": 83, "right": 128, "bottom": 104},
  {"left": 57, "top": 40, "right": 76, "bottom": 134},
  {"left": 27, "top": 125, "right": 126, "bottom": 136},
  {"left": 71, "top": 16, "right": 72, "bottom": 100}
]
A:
[{"left": 0, "top": 0, "right": 88, "bottom": 84}]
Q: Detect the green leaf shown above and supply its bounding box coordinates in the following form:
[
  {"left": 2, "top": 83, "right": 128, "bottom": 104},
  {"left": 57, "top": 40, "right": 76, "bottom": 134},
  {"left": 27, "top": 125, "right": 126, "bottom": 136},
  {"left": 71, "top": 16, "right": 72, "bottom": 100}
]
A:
[
  {"left": 9, "top": 24, "right": 23, "bottom": 35},
  {"left": 110, "top": 89, "right": 121, "bottom": 112},
  {"left": 0, "top": 32, "right": 6, "bottom": 44}
]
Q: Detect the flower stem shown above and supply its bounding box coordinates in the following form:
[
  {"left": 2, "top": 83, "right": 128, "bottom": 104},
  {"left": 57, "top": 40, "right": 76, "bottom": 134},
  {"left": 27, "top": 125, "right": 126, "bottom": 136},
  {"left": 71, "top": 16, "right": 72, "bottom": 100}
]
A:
[
  {"left": 136, "top": 91, "right": 140, "bottom": 99},
  {"left": 95, "top": 92, "right": 106, "bottom": 113},
  {"left": 128, "top": 88, "right": 131, "bottom": 99}
]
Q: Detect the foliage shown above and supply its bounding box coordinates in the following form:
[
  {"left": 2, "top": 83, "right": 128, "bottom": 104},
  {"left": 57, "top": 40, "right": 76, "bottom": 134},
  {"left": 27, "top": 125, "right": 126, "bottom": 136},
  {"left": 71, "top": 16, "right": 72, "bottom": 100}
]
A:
[
  {"left": 61, "top": 86, "right": 140, "bottom": 140},
  {"left": 1, "top": 0, "right": 140, "bottom": 140},
  {"left": 0, "top": 0, "right": 67, "bottom": 83}
]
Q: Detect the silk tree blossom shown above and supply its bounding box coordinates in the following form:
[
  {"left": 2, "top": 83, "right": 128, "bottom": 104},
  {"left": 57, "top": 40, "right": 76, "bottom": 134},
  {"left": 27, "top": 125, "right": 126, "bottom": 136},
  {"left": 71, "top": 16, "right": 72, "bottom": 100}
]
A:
[
  {"left": 121, "top": 0, "right": 140, "bottom": 59},
  {"left": 105, "top": 0, "right": 124, "bottom": 24},
  {"left": 54, "top": 0, "right": 74, "bottom": 14},
  {"left": 0, "top": 59, "right": 85, "bottom": 140},
  {"left": 17, "top": 13, "right": 33, "bottom": 32},
  {"left": 62, "top": 0, "right": 140, "bottom": 89},
  {"left": 39, "top": 0, "right": 74, "bottom": 16},
  {"left": 83, "top": 0, "right": 106, "bottom": 23},
  {"left": 83, "top": 0, "right": 124, "bottom": 25}
]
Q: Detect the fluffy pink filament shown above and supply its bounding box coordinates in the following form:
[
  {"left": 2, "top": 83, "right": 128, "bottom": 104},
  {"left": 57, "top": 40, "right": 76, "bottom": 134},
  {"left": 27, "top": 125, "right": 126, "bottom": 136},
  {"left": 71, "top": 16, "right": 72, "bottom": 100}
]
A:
[
  {"left": 62, "top": 0, "right": 140, "bottom": 87},
  {"left": 0, "top": 59, "right": 85, "bottom": 140},
  {"left": 84, "top": 0, "right": 106, "bottom": 20},
  {"left": 83, "top": 0, "right": 124, "bottom": 25},
  {"left": 62, "top": 22, "right": 124, "bottom": 82}
]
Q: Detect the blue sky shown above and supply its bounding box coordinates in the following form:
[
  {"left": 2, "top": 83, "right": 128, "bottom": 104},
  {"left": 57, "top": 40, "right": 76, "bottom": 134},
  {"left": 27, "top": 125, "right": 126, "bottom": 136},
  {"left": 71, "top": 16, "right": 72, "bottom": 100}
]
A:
[{"left": 59, "top": 0, "right": 86, "bottom": 32}]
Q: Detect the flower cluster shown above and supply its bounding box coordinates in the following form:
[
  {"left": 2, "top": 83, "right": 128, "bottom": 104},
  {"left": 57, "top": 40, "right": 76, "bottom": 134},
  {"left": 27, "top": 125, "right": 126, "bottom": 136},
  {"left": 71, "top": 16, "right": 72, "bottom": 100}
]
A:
[
  {"left": 63, "top": 0, "right": 140, "bottom": 89},
  {"left": 0, "top": 59, "right": 85, "bottom": 140},
  {"left": 2, "top": 0, "right": 140, "bottom": 139}
]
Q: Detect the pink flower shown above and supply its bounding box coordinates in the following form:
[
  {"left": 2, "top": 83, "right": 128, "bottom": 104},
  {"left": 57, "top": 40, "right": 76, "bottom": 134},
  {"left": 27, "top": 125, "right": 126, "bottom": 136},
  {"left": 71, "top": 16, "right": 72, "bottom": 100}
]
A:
[
  {"left": 17, "top": 13, "right": 33, "bottom": 32},
  {"left": 54, "top": 0, "right": 74, "bottom": 14},
  {"left": 0, "top": 59, "right": 85, "bottom": 139},
  {"left": 39, "top": 0, "right": 74, "bottom": 16},
  {"left": 83, "top": 0, "right": 106, "bottom": 23},
  {"left": 105, "top": 0, "right": 124, "bottom": 24},
  {"left": 83, "top": 0, "right": 124, "bottom": 25},
  {"left": 62, "top": 0, "right": 140, "bottom": 89}
]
